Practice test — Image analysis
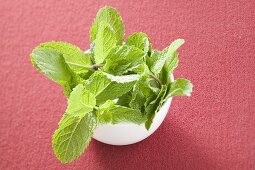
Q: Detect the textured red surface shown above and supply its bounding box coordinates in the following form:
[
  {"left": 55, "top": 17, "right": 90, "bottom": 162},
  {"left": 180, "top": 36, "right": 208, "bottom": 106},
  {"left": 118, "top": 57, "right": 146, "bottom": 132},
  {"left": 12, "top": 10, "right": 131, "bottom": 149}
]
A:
[{"left": 1, "top": 0, "right": 255, "bottom": 169}]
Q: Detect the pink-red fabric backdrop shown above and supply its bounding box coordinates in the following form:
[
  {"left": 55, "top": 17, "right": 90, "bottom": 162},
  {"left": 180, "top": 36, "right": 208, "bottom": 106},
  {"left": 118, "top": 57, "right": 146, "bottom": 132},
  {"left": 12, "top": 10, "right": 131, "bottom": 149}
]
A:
[{"left": 0, "top": 0, "right": 254, "bottom": 169}]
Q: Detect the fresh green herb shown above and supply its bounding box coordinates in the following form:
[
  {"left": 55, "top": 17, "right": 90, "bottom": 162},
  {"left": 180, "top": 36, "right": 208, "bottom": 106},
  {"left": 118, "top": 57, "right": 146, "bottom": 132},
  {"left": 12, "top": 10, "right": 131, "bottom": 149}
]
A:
[{"left": 30, "top": 6, "right": 193, "bottom": 163}]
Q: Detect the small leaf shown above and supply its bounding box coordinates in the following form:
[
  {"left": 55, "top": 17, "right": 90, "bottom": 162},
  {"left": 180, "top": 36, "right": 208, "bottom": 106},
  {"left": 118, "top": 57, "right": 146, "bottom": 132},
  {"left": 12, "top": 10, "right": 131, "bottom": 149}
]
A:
[
  {"left": 90, "top": 6, "right": 125, "bottom": 45},
  {"left": 165, "top": 39, "right": 184, "bottom": 60},
  {"left": 84, "top": 71, "right": 139, "bottom": 104},
  {"left": 39, "top": 42, "right": 91, "bottom": 75},
  {"left": 103, "top": 45, "right": 146, "bottom": 75},
  {"left": 126, "top": 32, "right": 151, "bottom": 53},
  {"left": 94, "top": 22, "right": 117, "bottom": 64},
  {"left": 166, "top": 78, "right": 193, "bottom": 98}
]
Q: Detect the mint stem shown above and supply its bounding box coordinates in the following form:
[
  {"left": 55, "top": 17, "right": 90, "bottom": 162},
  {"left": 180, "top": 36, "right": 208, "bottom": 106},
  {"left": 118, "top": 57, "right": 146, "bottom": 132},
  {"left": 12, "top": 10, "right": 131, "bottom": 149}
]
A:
[{"left": 150, "top": 73, "right": 162, "bottom": 87}]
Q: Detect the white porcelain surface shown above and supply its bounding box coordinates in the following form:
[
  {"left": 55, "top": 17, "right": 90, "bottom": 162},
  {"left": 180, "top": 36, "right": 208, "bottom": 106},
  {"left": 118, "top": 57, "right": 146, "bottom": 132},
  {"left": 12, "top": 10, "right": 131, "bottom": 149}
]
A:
[{"left": 93, "top": 75, "right": 174, "bottom": 146}]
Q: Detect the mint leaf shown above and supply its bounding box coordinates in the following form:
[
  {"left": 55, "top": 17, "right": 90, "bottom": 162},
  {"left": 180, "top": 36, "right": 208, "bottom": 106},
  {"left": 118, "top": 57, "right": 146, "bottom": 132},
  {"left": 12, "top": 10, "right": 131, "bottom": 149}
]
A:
[
  {"left": 116, "top": 91, "right": 132, "bottom": 107},
  {"left": 30, "top": 47, "right": 80, "bottom": 96},
  {"left": 159, "top": 39, "right": 184, "bottom": 84},
  {"left": 39, "top": 42, "right": 91, "bottom": 76},
  {"left": 66, "top": 84, "right": 96, "bottom": 115},
  {"left": 165, "top": 78, "right": 193, "bottom": 98},
  {"left": 130, "top": 74, "right": 159, "bottom": 110},
  {"left": 90, "top": 6, "right": 125, "bottom": 45},
  {"left": 126, "top": 32, "right": 151, "bottom": 53},
  {"left": 103, "top": 45, "right": 146, "bottom": 75},
  {"left": 165, "top": 39, "right": 184, "bottom": 59},
  {"left": 159, "top": 51, "right": 178, "bottom": 85},
  {"left": 98, "top": 100, "right": 147, "bottom": 125},
  {"left": 84, "top": 71, "right": 139, "bottom": 104},
  {"left": 146, "top": 50, "right": 166, "bottom": 75},
  {"left": 52, "top": 84, "right": 97, "bottom": 163},
  {"left": 52, "top": 112, "right": 97, "bottom": 163},
  {"left": 94, "top": 22, "right": 117, "bottom": 64},
  {"left": 145, "top": 85, "right": 167, "bottom": 130}
]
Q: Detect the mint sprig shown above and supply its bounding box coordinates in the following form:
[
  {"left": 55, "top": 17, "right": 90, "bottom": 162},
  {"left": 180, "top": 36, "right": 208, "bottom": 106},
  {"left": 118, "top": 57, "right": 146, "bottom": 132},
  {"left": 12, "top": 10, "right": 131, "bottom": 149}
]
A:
[{"left": 30, "top": 6, "right": 193, "bottom": 163}]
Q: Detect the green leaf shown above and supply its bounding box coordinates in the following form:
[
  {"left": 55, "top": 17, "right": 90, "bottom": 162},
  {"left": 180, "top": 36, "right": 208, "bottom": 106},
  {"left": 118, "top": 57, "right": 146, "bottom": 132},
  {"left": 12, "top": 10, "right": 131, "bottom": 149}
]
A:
[
  {"left": 94, "top": 22, "right": 117, "bottom": 64},
  {"left": 146, "top": 50, "right": 166, "bottom": 75},
  {"left": 52, "top": 112, "right": 97, "bottom": 163},
  {"left": 159, "top": 51, "right": 179, "bottom": 85},
  {"left": 30, "top": 47, "right": 80, "bottom": 96},
  {"left": 159, "top": 39, "right": 184, "bottom": 85},
  {"left": 66, "top": 84, "right": 96, "bottom": 115},
  {"left": 165, "top": 39, "right": 184, "bottom": 60},
  {"left": 39, "top": 42, "right": 91, "bottom": 75},
  {"left": 52, "top": 84, "right": 97, "bottom": 163},
  {"left": 103, "top": 45, "right": 146, "bottom": 75},
  {"left": 84, "top": 71, "right": 139, "bottom": 104},
  {"left": 98, "top": 100, "right": 147, "bottom": 125},
  {"left": 126, "top": 32, "right": 151, "bottom": 53},
  {"left": 145, "top": 85, "right": 167, "bottom": 130},
  {"left": 90, "top": 6, "right": 125, "bottom": 45},
  {"left": 166, "top": 78, "right": 193, "bottom": 98},
  {"left": 116, "top": 91, "right": 132, "bottom": 107},
  {"left": 130, "top": 74, "right": 159, "bottom": 110}
]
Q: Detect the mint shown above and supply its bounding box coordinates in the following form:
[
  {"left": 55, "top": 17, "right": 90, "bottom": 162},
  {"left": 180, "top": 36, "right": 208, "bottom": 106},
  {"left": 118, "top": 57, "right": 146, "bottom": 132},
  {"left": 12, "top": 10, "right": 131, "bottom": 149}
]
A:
[
  {"left": 52, "top": 84, "right": 97, "bottom": 163},
  {"left": 90, "top": 6, "right": 125, "bottom": 45},
  {"left": 97, "top": 100, "right": 147, "bottom": 125},
  {"left": 94, "top": 22, "right": 117, "bottom": 64},
  {"left": 39, "top": 42, "right": 92, "bottom": 76},
  {"left": 126, "top": 32, "right": 151, "bottom": 53},
  {"left": 165, "top": 78, "right": 193, "bottom": 98},
  {"left": 52, "top": 112, "right": 97, "bottom": 163},
  {"left": 160, "top": 39, "right": 184, "bottom": 84},
  {"left": 147, "top": 50, "right": 166, "bottom": 75},
  {"left": 66, "top": 84, "right": 96, "bottom": 115},
  {"left": 103, "top": 45, "right": 146, "bottom": 75},
  {"left": 30, "top": 5, "right": 193, "bottom": 163},
  {"left": 145, "top": 85, "right": 167, "bottom": 130},
  {"left": 84, "top": 71, "right": 139, "bottom": 104},
  {"left": 30, "top": 47, "right": 81, "bottom": 97},
  {"left": 130, "top": 74, "right": 159, "bottom": 110}
]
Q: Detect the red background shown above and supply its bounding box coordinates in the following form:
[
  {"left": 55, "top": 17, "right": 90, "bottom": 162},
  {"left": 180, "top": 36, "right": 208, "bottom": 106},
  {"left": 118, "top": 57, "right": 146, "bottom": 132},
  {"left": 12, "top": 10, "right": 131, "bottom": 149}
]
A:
[{"left": 1, "top": 0, "right": 254, "bottom": 169}]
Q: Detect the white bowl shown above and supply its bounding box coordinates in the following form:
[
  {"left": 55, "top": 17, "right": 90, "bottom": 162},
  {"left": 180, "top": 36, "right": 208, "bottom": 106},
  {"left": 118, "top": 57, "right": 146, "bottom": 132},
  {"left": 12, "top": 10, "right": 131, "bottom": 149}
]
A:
[{"left": 93, "top": 75, "right": 174, "bottom": 145}]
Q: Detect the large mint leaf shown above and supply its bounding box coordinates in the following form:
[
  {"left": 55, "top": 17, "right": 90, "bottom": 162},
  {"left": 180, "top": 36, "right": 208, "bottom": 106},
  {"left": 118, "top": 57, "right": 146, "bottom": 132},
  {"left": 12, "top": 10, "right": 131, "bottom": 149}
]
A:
[
  {"left": 52, "top": 112, "right": 97, "bottom": 163},
  {"left": 52, "top": 84, "right": 97, "bottom": 163},
  {"left": 84, "top": 71, "right": 139, "bottom": 104},
  {"left": 94, "top": 22, "right": 117, "bottom": 64},
  {"left": 103, "top": 45, "right": 146, "bottom": 75},
  {"left": 39, "top": 42, "right": 91, "bottom": 75},
  {"left": 90, "top": 6, "right": 125, "bottom": 45},
  {"left": 30, "top": 47, "right": 80, "bottom": 97},
  {"left": 126, "top": 32, "right": 151, "bottom": 53},
  {"left": 145, "top": 85, "right": 167, "bottom": 130},
  {"left": 97, "top": 100, "right": 147, "bottom": 125}
]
